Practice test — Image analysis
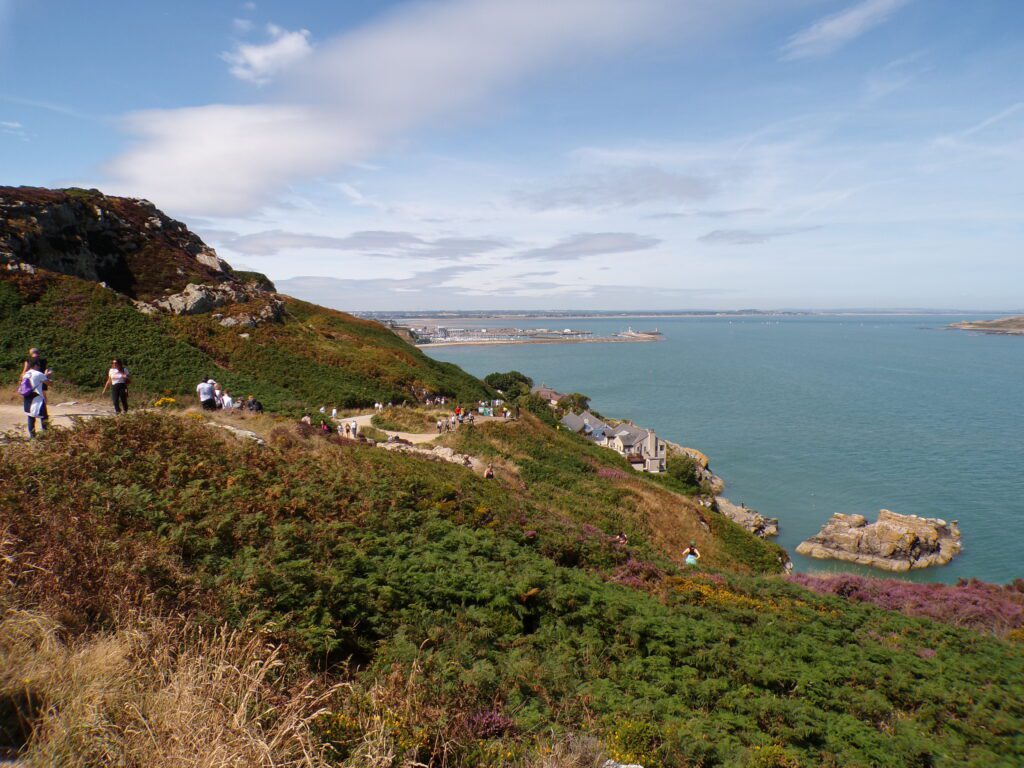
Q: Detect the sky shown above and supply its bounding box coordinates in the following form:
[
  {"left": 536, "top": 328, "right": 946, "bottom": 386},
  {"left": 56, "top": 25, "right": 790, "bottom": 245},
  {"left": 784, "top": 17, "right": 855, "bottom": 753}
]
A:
[{"left": 1, "top": 0, "right": 1022, "bottom": 311}]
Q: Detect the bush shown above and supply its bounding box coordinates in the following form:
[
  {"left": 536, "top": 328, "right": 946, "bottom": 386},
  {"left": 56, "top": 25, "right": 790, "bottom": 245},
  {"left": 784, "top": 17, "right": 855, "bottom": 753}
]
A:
[{"left": 484, "top": 370, "right": 533, "bottom": 398}]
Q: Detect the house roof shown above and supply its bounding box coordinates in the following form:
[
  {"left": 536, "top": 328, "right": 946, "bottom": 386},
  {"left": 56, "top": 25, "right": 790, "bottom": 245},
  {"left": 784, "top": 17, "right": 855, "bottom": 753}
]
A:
[
  {"left": 611, "top": 423, "right": 649, "bottom": 446},
  {"left": 532, "top": 385, "right": 565, "bottom": 401},
  {"left": 560, "top": 412, "right": 586, "bottom": 431}
]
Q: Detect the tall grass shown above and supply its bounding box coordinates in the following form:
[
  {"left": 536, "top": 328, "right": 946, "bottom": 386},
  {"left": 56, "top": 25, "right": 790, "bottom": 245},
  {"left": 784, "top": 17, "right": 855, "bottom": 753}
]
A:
[{"left": 0, "top": 607, "right": 334, "bottom": 768}]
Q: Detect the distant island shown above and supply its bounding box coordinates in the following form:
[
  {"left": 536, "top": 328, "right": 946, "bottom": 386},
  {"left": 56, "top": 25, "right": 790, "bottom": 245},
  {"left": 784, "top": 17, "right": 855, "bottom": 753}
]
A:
[{"left": 950, "top": 315, "right": 1024, "bottom": 335}]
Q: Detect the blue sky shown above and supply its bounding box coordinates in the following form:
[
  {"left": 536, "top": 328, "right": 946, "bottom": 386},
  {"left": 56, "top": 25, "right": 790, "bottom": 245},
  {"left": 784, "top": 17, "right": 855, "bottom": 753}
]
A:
[{"left": 1, "top": 0, "right": 1022, "bottom": 311}]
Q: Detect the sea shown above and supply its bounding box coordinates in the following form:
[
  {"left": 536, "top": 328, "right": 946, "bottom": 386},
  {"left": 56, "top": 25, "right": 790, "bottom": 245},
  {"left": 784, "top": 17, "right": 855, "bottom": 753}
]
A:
[{"left": 423, "top": 314, "right": 1024, "bottom": 584}]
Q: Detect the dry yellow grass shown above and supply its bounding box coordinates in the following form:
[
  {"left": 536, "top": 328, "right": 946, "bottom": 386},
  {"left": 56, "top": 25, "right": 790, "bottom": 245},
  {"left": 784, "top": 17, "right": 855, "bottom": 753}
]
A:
[{"left": 0, "top": 607, "right": 334, "bottom": 768}]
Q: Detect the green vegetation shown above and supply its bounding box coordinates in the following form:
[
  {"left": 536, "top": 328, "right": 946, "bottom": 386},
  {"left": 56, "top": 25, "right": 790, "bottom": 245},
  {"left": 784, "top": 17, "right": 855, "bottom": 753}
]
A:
[
  {"left": 2, "top": 412, "right": 1022, "bottom": 766},
  {"left": 371, "top": 406, "right": 448, "bottom": 433},
  {"left": 483, "top": 370, "right": 533, "bottom": 398},
  {"left": 0, "top": 271, "right": 491, "bottom": 412},
  {"left": 556, "top": 392, "right": 591, "bottom": 414}
]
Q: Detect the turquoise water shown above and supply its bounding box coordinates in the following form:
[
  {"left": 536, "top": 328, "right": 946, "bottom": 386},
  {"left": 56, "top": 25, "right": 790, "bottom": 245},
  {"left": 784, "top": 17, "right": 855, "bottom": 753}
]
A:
[{"left": 424, "top": 315, "right": 1024, "bottom": 584}]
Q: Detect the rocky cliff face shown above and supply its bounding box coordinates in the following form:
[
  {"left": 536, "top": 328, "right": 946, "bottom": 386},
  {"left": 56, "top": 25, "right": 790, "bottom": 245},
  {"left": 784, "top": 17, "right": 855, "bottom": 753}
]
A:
[
  {"left": 796, "top": 510, "right": 962, "bottom": 571},
  {"left": 1, "top": 186, "right": 282, "bottom": 327}
]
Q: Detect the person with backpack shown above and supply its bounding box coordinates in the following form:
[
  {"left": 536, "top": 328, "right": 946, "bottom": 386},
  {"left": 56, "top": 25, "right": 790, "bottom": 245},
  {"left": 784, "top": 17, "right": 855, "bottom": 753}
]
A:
[
  {"left": 101, "top": 358, "right": 131, "bottom": 414},
  {"left": 19, "top": 360, "right": 51, "bottom": 438}
]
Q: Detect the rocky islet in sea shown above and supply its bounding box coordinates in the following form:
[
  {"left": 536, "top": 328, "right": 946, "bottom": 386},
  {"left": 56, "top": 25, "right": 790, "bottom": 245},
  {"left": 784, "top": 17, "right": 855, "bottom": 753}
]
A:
[{"left": 797, "top": 509, "right": 962, "bottom": 572}]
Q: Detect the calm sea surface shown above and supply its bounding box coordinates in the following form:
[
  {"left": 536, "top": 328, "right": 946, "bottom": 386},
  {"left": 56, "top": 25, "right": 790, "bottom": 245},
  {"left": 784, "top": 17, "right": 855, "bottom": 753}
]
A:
[{"left": 424, "top": 315, "right": 1024, "bottom": 584}]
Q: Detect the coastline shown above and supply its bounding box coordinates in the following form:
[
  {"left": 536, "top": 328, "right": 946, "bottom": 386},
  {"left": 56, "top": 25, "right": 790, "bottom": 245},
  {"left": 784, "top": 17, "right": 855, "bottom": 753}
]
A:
[{"left": 418, "top": 336, "right": 659, "bottom": 348}]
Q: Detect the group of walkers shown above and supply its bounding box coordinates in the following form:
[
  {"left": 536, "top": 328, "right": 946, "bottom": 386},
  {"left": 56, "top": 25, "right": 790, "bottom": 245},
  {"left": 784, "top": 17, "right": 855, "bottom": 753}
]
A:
[
  {"left": 15, "top": 348, "right": 133, "bottom": 437},
  {"left": 196, "top": 377, "right": 263, "bottom": 414},
  {"left": 301, "top": 411, "right": 360, "bottom": 439}
]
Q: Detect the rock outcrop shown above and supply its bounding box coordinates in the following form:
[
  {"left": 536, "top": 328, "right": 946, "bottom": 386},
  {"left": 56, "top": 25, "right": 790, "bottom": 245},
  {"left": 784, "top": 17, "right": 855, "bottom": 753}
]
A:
[
  {"left": 0, "top": 186, "right": 230, "bottom": 300},
  {"left": 1, "top": 186, "right": 283, "bottom": 328},
  {"left": 796, "top": 509, "right": 962, "bottom": 571},
  {"left": 716, "top": 497, "right": 779, "bottom": 538}
]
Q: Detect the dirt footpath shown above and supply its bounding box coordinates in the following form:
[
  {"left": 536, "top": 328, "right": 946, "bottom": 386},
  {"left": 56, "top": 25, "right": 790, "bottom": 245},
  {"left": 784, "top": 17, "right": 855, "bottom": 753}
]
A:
[{"left": 0, "top": 400, "right": 111, "bottom": 437}]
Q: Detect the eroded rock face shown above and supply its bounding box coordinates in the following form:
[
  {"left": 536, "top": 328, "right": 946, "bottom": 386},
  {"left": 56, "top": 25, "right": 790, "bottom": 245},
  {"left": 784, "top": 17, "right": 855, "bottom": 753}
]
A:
[
  {"left": 716, "top": 497, "right": 779, "bottom": 538},
  {"left": 0, "top": 186, "right": 230, "bottom": 300},
  {"left": 796, "top": 510, "right": 962, "bottom": 571}
]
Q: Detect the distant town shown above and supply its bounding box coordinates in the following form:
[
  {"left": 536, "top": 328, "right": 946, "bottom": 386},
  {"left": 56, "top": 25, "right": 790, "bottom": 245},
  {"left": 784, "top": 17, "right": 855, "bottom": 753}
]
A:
[{"left": 387, "top": 322, "right": 662, "bottom": 346}]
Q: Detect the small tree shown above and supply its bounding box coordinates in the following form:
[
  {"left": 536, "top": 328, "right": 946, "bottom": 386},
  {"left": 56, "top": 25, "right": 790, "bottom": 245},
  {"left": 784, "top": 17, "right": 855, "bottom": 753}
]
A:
[
  {"left": 557, "top": 392, "right": 591, "bottom": 414},
  {"left": 484, "top": 370, "right": 533, "bottom": 398}
]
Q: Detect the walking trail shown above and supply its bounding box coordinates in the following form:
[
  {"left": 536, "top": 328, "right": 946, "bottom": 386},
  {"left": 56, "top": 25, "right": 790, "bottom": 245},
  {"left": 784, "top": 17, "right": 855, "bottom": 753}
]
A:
[
  {"left": 350, "top": 412, "right": 505, "bottom": 444},
  {"left": 0, "top": 401, "right": 110, "bottom": 437}
]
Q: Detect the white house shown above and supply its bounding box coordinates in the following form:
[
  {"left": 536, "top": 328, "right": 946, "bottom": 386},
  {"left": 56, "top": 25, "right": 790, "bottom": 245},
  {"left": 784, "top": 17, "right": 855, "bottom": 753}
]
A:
[{"left": 560, "top": 411, "right": 666, "bottom": 473}]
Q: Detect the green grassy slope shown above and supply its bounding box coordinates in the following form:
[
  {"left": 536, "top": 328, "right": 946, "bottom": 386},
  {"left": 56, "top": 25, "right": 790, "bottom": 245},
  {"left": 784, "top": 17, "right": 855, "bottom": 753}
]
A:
[
  {"left": 0, "top": 270, "right": 490, "bottom": 410},
  {"left": 2, "top": 412, "right": 1022, "bottom": 767}
]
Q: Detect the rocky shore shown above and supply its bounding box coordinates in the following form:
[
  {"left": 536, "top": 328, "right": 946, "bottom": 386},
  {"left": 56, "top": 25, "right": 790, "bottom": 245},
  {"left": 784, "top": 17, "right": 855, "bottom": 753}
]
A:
[
  {"left": 716, "top": 497, "right": 779, "bottom": 538},
  {"left": 796, "top": 509, "right": 962, "bottom": 571}
]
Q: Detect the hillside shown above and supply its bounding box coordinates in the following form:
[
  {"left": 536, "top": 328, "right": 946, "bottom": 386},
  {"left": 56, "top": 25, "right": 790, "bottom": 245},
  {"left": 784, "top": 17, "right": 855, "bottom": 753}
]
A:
[
  {"left": 3, "top": 412, "right": 1023, "bottom": 767},
  {"left": 2, "top": 187, "right": 1024, "bottom": 767},
  {"left": 1, "top": 186, "right": 490, "bottom": 409}
]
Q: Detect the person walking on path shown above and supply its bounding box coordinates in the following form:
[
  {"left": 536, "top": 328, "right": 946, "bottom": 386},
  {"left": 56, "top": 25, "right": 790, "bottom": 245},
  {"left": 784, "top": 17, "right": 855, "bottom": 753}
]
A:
[
  {"left": 196, "top": 377, "right": 217, "bottom": 411},
  {"left": 102, "top": 358, "right": 131, "bottom": 414},
  {"left": 20, "top": 360, "right": 50, "bottom": 438}
]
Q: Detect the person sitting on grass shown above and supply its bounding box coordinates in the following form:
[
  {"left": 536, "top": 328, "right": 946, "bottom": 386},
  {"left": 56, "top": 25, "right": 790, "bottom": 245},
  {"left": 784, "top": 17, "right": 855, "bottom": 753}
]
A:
[
  {"left": 683, "top": 541, "right": 701, "bottom": 566},
  {"left": 300, "top": 413, "right": 312, "bottom": 425},
  {"left": 484, "top": 463, "right": 495, "bottom": 479},
  {"left": 246, "top": 395, "right": 263, "bottom": 413}
]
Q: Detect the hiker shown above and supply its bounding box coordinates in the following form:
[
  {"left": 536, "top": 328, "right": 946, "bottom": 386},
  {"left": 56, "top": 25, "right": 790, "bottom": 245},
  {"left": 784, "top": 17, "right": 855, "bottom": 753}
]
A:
[
  {"left": 611, "top": 532, "right": 628, "bottom": 547},
  {"left": 20, "top": 360, "right": 50, "bottom": 438},
  {"left": 319, "top": 406, "right": 326, "bottom": 415},
  {"left": 337, "top": 423, "right": 345, "bottom": 437},
  {"left": 349, "top": 419, "right": 358, "bottom": 437},
  {"left": 245, "top": 395, "right": 263, "bottom": 413},
  {"left": 320, "top": 420, "right": 330, "bottom": 433},
  {"left": 484, "top": 463, "right": 495, "bottom": 479},
  {"left": 196, "top": 377, "right": 217, "bottom": 411},
  {"left": 301, "top": 413, "right": 312, "bottom": 425},
  {"left": 437, "top": 418, "right": 443, "bottom": 434},
  {"left": 221, "top": 389, "right": 234, "bottom": 410},
  {"left": 683, "top": 541, "right": 701, "bottom": 566},
  {"left": 331, "top": 406, "right": 337, "bottom": 420},
  {"left": 101, "top": 358, "right": 131, "bottom": 414}
]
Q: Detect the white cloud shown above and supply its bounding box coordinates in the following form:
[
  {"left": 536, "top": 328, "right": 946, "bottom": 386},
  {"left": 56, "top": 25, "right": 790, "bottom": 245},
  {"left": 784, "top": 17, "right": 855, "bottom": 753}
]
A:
[
  {"left": 520, "top": 232, "right": 660, "bottom": 261},
  {"left": 232, "top": 17, "right": 254, "bottom": 34},
  {"left": 781, "top": 0, "right": 911, "bottom": 60},
  {"left": 103, "top": 0, "right": 762, "bottom": 216},
  {"left": 208, "top": 227, "right": 505, "bottom": 259},
  {"left": 698, "top": 227, "right": 819, "bottom": 245},
  {"left": 222, "top": 24, "right": 312, "bottom": 85},
  {"left": 1, "top": 120, "right": 21, "bottom": 129},
  {"left": 519, "top": 166, "right": 715, "bottom": 210}
]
